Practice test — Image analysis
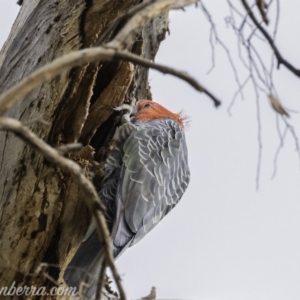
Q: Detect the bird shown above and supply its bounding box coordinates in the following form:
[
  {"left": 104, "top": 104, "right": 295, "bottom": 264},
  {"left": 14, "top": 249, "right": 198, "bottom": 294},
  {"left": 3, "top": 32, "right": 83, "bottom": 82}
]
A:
[
  {"left": 268, "top": 94, "right": 290, "bottom": 118},
  {"left": 64, "top": 99, "right": 190, "bottom": 297},
  {"left": 256, "top": 0, "right": 269, "bottom": 25}
]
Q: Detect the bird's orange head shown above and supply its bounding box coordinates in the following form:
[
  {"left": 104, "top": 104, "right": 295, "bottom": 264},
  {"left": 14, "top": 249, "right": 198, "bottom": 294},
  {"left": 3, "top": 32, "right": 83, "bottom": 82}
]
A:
[{"left": 132, "top": 100, "right": 185, "bottom": 127}]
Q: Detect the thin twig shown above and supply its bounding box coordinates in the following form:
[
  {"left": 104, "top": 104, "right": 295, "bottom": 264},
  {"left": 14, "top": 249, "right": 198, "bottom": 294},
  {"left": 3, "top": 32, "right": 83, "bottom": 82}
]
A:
[
  {"left": 95, "top": 260, "right": 107, "bottom": 300},
  {"left": 247, "top": 54, "right": 263, "bottom": 191},
  {"left": 241, "top": 0, "right": 300, "bottom": 77},
  {"left": 0, "top": 48, "right": 115, "bottom": 116},
  {"left": 57, "top": 143, "right": 83, "bottom": 155},
  {"left": 95, "top": 0, "right": 157, "bottom": 46},
  {"left": 255, "top": 88, "right": 262, "bottom": 191},
  {"left": 200, "top": 1, "right": 244, "bottom": 100},
  {"left": 94, "top": 209, "right": 127, "bottom": 300},
  {"left": 271, "top": 125, "right": 288, "bottom": 179},
  {"left": 256, "top": 0, "right": 269, "bottom": 25},
  {"left": 0, "top": 117, "right": 126, "bottom": 300},
  {"left": 0, "top": 47, "right": 220, "bottom": 117},
  {"left": 114, "top": 50, "right": 221, "bottom": 107},
  {"left": 108, "top": 0, "right": 197, "bottom": 49},
  {"left": 227, "top": 75, "right": 251, "bottom": 116}
]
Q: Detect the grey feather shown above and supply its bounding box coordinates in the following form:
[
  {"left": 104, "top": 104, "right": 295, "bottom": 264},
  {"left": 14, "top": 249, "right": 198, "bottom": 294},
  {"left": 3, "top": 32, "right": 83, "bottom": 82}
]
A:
[{"left": 64, "top": 118, "right": 190, "bottom": 296}]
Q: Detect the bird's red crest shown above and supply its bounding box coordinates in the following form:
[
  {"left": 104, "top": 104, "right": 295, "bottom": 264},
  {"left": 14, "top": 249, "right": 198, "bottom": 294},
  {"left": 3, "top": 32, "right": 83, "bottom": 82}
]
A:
[{"left": 134, "top": 100, "right": 185, "bottom": 127}]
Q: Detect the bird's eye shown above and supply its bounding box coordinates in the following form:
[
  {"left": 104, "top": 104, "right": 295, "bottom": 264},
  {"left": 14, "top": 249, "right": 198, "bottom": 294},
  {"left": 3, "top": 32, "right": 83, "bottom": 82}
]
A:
[{"left": 143, "top": 103, "right": 151, "bottom": 109}]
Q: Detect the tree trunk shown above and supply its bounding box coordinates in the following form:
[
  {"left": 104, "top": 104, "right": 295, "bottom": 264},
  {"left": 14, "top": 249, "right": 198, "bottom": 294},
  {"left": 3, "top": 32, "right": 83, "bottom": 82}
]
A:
[{"left": 0, "top": 1, "right": 168, "bottom": 299}]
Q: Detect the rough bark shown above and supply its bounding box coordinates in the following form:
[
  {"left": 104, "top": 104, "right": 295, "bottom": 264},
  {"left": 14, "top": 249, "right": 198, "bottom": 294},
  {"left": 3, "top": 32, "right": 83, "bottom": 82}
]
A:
[{"left": 0, "top": 0, "right": 168, "bottom": 299}]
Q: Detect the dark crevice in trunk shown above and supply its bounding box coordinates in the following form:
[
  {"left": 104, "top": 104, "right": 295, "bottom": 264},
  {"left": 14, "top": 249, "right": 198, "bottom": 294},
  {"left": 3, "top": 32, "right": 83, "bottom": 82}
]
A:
[
  {"left": 90, "top": 111, "right": 123, "bottom": 161},
  {"left": 80, "top": 0, "right": 93, "bottom": 47},
  {"left": 41, "top": 225, "right": 62, "bottom": 283},
  {"left": 89, "top": 61, "right": 123, "bottom": 107}
]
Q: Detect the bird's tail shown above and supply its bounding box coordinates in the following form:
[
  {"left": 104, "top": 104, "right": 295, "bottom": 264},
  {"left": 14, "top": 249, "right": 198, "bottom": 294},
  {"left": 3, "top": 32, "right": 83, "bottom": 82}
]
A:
[{"left": 63, "top": 230, "right": 105, "bottom": 298}]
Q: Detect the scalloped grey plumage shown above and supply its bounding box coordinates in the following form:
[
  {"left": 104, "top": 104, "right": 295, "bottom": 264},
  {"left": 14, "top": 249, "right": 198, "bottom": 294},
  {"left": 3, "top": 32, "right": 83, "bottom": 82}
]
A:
[{"left": 64, "top": 117, "right": 190, "bottom": 295}]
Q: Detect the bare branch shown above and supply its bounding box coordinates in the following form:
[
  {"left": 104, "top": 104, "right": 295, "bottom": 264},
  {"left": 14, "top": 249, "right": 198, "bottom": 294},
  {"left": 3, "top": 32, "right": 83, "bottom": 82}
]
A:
[
  {"left": 108, "top": 0, "right": 198, "bottom": 49},
  {"left": 272, "top": 117, "right": 300, "bottom": 179},
  {"left": 0, "top": 48, "right": 115, "bottom": 116},
  {"left": 0, "top": 117, "right": 126, "bottom": 300},
  {"left": 272, "top": 125, "right": 288, "bottom": 179},
  {"left": 241, "top": 0, "right": 300, "bottom": 77},
  {"left": 200, "top": 1, "right": 244, "bottom": 101},
  {"left": 115, "top": 50, "right": 221, "bottom": 107},
  {"left": 256, "top": 0, "right": 269, "bottom": 25},
  {"left": 0, "top": 2, "right": 222, "bottom": 298},
  {"left": 255, "top": 88, "right": 262, "bottom": 191},
  {"left": 227, "top": 75, "right": 251, "bottom": 116},
  {"left": 56, "top": 143, "right": 83, "bottom": 155},
  {"left": 96, "top": 261, "right": 107, "bottom": 300},
  {"left": 0, "top": 47, "right": 220, "bottom": 117},
  {"left": 96, "top": 0, "right": 158, "bottom": 46}
]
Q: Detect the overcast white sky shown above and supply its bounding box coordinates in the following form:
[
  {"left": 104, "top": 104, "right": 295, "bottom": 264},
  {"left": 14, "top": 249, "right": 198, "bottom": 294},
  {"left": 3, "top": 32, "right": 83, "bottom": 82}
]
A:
[{"left": 1, "top": 1, "right": 300, "bottom": 300}]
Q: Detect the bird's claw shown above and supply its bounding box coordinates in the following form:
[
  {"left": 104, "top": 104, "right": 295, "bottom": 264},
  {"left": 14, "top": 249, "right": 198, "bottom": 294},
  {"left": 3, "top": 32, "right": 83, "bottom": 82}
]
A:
[{"left": 112, "top": 104, "right": 135, "bottom": 124}]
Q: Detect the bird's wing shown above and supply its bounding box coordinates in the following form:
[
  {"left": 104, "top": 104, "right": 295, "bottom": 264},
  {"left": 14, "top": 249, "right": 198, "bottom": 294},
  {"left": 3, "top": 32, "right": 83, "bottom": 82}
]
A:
[
  {"left": 64, "top": 122, "right": 136, "bottom": 289},
  {"left": 99, "top": 122, "right": 137, "bottom": 232},
  {"left": 113, "top": 118, "right": 190, "bottom": 252}
]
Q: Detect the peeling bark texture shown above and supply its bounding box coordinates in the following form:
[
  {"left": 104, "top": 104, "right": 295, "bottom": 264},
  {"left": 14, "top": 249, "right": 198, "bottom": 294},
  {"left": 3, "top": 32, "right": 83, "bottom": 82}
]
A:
[{"left": 0, "top": 0, "right": 168, "bottom": 299}]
